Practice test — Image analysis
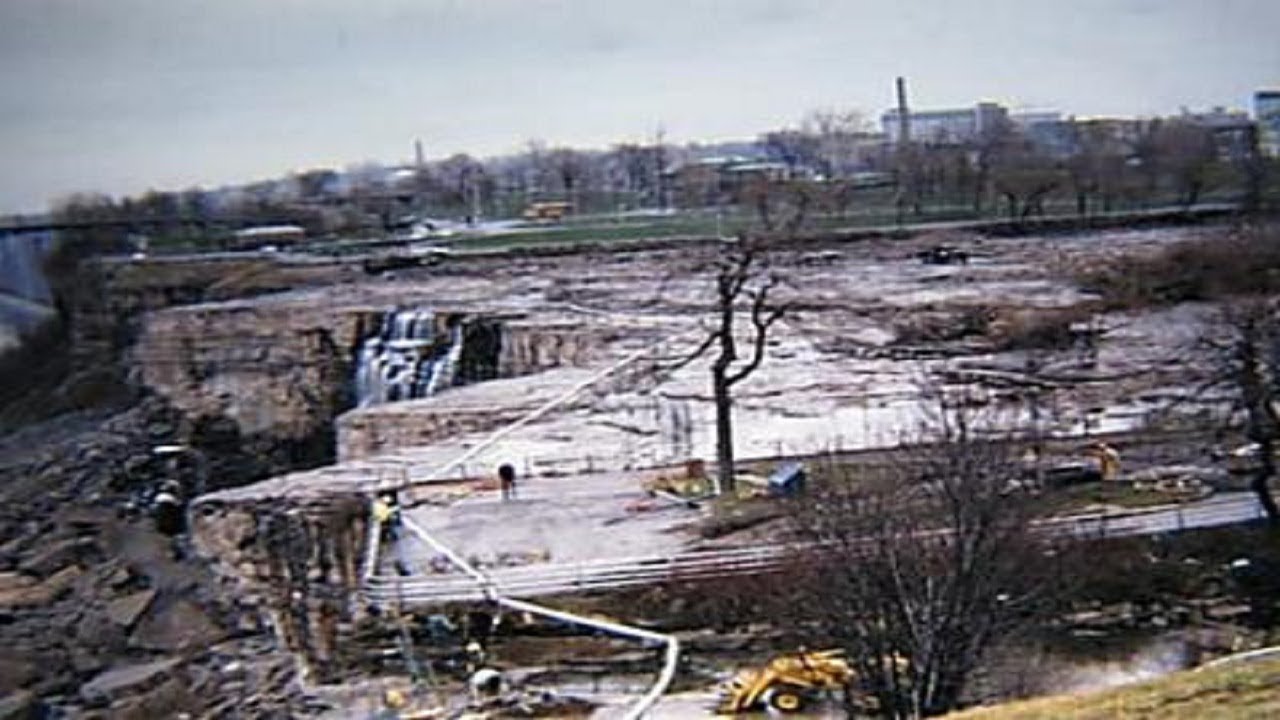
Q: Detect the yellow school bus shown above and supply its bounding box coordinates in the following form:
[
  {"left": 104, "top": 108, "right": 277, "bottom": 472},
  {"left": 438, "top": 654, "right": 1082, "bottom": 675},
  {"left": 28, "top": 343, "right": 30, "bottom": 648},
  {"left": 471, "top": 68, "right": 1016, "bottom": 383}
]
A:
[{"left": 521, "top": 201, "right": 573, "bottom": 222}]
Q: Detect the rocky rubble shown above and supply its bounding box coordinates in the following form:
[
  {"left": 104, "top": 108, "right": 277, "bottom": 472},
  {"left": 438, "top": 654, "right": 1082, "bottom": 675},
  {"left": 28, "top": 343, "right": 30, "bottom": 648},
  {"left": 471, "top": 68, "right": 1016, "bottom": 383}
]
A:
[{"left": 0, "top": 398, "right": 324, "bottom": 718}]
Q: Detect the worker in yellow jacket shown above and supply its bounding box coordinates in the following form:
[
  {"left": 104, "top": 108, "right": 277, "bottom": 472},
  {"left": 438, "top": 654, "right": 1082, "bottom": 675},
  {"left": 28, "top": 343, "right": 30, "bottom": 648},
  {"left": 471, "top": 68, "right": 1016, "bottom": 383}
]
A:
[{"left": 1088, "top": 441, "right": 1122, "bottom": 481}]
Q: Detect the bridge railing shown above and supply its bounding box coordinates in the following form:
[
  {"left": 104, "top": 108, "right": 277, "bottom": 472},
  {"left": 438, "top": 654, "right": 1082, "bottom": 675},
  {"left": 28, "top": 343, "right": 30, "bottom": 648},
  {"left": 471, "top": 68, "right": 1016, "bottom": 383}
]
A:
[{"left": 365, "top": 493, "right": 1268, "bottom": 606}]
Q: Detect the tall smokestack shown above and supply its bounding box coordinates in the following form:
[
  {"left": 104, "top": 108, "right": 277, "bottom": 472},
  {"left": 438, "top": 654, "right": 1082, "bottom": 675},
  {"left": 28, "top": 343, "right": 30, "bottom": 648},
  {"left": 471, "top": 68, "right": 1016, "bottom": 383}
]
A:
[
  {"left": 414, "top": 139, "right": 425, "bottom": 169},
  {"left": 896, "top": 76, "right": 911, "bottom": 146}
]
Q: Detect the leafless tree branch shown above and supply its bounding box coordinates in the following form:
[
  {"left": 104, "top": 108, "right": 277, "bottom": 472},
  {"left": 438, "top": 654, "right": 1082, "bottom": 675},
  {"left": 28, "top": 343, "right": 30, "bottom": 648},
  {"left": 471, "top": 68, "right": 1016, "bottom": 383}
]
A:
[
  {"left": 726, "top": 279, "right": 788, "bottom": 387},
  {"left": 768, "top": 394, "right": 1069, "bottom": 717}
]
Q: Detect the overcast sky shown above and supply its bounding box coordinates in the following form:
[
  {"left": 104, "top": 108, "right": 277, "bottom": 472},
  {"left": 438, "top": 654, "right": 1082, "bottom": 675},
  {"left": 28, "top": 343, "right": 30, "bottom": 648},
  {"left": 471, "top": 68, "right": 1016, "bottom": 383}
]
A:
[{"left": 1, "top": 0, "right": 1277, "bottom": 213}]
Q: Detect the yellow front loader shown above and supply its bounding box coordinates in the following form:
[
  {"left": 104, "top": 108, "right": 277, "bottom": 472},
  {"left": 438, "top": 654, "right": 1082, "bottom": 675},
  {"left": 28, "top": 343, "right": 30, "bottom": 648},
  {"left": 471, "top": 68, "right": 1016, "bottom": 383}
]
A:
[{"left": 717, "top": 649, "right": 854, "bottom": 714}]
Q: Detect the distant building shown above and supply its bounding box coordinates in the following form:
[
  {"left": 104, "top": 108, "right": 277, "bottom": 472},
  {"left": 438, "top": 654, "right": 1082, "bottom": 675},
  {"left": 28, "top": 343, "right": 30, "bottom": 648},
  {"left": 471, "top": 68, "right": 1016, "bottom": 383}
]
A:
[
  {"left": 1011, "top": 111, "right": 1076, "bottom": 157},
  {"left": 668, "top": 155, "right": 819, "bottom": 208},
  {"left": 1010, "top": 111, "right": 1062, "bottom": 128},
  {"left": 1180, "top": 107, "right": 1257, "bottom": 162},
  {"left": 1256, "top": 90, "right": 1280, "bottom": 157},
  {"left": 881, "top": 102, "right": 1009, "bottom": 145},
  {"left": 1071, "top": 117, "right": 1147, "bottom": 150}
]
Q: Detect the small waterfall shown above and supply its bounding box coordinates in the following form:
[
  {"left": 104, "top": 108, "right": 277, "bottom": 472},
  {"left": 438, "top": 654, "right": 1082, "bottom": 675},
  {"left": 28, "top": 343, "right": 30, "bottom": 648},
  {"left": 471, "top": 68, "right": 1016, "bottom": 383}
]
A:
[
  {"left": 0, "top": 231, "right": 54, "bottom": 304},
  {"left": 354, "top": 309, "right": 463, "bottom": 407},
  {"left": 426, "top": 323, "right": 465, "bottom": 395}
]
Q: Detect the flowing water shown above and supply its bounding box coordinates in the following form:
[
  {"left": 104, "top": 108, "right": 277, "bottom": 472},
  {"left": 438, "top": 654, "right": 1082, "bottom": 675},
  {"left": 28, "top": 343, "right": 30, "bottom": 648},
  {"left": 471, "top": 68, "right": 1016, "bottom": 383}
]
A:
[
  {"left": 0, "top": 231, "right": 55, "bottom": 347},
  {"left": 354, "top": 309, "right": 464, "bottom": 407}
]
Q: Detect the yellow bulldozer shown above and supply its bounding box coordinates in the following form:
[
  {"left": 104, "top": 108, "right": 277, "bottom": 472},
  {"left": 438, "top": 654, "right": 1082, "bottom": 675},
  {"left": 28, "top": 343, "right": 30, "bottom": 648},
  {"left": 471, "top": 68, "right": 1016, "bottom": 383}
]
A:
[{"left": 717, "top": 648, "right": 854, "bottom": 714}]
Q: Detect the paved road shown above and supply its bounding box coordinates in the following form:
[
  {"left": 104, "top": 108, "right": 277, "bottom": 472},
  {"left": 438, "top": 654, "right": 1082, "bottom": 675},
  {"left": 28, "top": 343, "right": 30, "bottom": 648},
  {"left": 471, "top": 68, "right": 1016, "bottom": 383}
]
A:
[{"left": 366, "top": 491, "right": 1269, "bottom": 606}]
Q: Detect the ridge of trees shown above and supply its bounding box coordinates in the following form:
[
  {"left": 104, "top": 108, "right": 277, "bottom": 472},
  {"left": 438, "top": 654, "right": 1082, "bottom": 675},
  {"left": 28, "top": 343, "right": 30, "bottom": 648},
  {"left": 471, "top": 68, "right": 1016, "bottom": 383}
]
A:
[{"left": 49, "top": 107, "right": 1277, "bottom": 250}]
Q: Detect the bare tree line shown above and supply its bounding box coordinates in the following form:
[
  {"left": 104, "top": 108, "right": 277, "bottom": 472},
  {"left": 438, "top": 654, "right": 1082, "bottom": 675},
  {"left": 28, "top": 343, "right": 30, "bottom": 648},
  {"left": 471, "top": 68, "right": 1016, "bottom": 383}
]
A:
[{"left": 52, "top": 103, "right": 1275, "bottom": 246}]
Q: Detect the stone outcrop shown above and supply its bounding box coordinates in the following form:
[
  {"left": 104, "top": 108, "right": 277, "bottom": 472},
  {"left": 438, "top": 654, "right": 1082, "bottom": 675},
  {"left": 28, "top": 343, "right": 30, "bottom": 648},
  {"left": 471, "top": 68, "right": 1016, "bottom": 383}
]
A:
[
  {"left": 135, "top": 292, "right": 604, "bottom": 462},
  {"left": 0, "top": 398, "right": 327, "bottom": 716},
  {"left": 68, "top": 255, "right": 359, "bottom": 371},
  {"left": 191, "top": 493, "right": 368, "bottom": 682},
  {"left": 338, "top": 368, "right": 598, "bottom": 462},
  {"left": 133, "top": 299, "right": 377, "bottom": 441},
  {"left": 498, "top": 320, "right": 596, "bottom": 376},
  {"left": 78, "top": 657, "right": 182, "bottom": 706}
]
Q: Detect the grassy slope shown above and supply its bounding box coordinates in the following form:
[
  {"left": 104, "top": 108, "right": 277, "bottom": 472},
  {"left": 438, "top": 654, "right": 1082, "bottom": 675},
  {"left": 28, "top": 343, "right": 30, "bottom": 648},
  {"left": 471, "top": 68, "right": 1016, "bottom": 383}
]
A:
[{"left": 946, "top": 657, "right": 1280, "bottom": 720}]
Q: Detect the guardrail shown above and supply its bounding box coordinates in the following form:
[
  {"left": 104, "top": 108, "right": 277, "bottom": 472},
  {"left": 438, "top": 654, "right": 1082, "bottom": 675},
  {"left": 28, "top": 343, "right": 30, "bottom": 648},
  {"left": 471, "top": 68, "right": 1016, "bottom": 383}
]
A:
[
  {"left": 365, "top": 492, "right": 1268, "bottom": 606},
  {"left": 384, "top": 515, "right": 680, "bottom": 720},
  {"left": 365, "top": 544, "right": 786, "bottom": 604}
]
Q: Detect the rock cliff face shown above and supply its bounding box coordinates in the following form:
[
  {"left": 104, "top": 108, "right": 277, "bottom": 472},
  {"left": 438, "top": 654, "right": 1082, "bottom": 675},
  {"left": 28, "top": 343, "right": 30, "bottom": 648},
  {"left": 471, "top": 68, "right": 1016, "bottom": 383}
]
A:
[
  {"left": 0, "top": 399, "right": 320, "bottom": 717},
  {"left": 133, "top": 300, "right": 377, "bottom": 443},
  {"left": 498, "top": 320, "right": 596, "bottom": 376},
  {"left": 337, "top": 321, "right": 601, "bottom": 462},
  {"left": 135, "top": 294, "right": 602, "bottom": 462},
  {"left": 191, "top": 494, "right": 367, "bottom": 681},
  {"left": 337, "top": 368, "right": 599, "bottom": 462},
  {"left": 69, "top": 256, "right": 357, "bottom": 372}
]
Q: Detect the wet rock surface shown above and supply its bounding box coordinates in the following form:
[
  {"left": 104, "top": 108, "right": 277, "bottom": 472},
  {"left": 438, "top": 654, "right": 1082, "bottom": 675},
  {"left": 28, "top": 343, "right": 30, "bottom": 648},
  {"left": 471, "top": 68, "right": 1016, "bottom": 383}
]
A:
[
  {"left": 200, "top": 226, "right": 1230, "bottom": 506},
  {"left": 0, "top": 220, "right": 1268, "bottom": 716}
]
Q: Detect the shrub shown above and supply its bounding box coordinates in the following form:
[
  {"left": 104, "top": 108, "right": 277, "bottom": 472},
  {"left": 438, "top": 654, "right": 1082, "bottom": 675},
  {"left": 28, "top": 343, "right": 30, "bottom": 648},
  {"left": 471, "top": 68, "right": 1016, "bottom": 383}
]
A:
[
  {"left": 989, "top": 306, "right": 1094, "bottom": 352},
  {"left": 1078, "top": 222, "right": 1280, "bottom": 309}
]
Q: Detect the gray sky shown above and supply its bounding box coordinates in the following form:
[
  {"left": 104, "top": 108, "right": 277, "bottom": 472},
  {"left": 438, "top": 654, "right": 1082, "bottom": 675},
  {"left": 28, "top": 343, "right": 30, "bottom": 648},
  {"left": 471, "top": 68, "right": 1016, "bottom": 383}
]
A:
[{"left": 1, "top": 0, "right": 1277, "bottom": 213}]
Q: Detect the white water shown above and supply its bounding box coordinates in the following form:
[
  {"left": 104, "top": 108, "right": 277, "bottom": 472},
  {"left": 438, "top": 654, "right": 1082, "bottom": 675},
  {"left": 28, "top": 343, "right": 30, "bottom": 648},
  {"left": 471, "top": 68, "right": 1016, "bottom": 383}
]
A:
[
  {"left": 354, "top": 309, "right": 463, "bottom": 407},
  {"left": 426, "top": 323, "right": 465, "bottom": 396}
]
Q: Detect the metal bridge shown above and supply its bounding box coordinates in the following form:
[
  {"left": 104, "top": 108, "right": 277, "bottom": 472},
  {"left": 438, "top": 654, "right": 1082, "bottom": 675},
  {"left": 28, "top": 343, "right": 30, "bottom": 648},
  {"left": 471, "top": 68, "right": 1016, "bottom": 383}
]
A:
[{"left": 0, "top": 213, "right": 300, "bottom": 236}]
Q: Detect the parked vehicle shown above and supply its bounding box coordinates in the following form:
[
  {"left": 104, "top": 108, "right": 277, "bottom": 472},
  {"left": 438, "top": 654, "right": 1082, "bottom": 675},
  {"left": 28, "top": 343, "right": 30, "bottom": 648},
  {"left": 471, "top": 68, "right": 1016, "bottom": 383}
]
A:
[{"left": 917, "top": 245, "right": 969, "bottom": 265}]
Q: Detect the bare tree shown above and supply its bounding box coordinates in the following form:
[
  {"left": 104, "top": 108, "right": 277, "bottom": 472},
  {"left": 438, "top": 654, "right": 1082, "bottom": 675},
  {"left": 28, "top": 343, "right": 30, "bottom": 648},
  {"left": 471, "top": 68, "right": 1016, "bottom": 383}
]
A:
[
  {"left": 548, "top": 146, "right": 587, "bottom": 210},
  {"left": 434, "top": 153, "right": 486, "bottom": 216},
  {"left": 678, "top": 239, "right": 788, "bottom": 494},
  {"left": 966, "top": 117, "right": 1017, "bottom": 214},
  {"left": 801, "top": 108, "right": 871, "bottom": 179},
  {"left": 739, "top": 176, "right": 817, "bottom": 237},
  {"left": 990, "top": 134, "right": 1063, "bottom": 222},
  {"left": 760, "top": 128, "right": 822, "bottom": 176},
  {"left": 1065, "top": 121, "right": 1121, "bottom": 217},
  {"left": 609, "top": 143, "right": 659, "bottom": 204},
  {"left": 1217, "top": 300, "right": 1280, "bottom": 524},
  {"left": 778, "top": 395, "right": 1066, "bottom": 717},
  {"left": 1154, "top": 119, "right": 1218, "bottom": 209},
  {"left": 825, "top": 178, "right": 861, "bottom": 221},
  {"left": 46, "top": 194, "right": 129, "bottom": 325},
  {"left": 893, "top": 143, "right": 926, "bottom": 223}
]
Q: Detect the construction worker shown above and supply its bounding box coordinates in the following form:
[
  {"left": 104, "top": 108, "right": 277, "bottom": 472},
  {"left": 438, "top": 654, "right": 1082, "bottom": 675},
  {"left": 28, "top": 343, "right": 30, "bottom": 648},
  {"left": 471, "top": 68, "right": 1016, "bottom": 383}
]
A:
[
  {"left": 372, "top": 492, "right": 401, "bottom": 542},
  {"left": 1088, "top": 441, "right": 1122, "bottom": 481},
  {"left": 369, "top": 688, "right": 407, "bottom": 719},
  {"left": 152, "top": 480, "right": 186, "bottom": 537},
  {"left": 151, "top": 480, "right": 190, "bottom": 560},
  {"left": 498, "top": 463, "right": 517, "bottom": 501},
  {"left": 464, "top": 639, "right": 488, "bottom": 675}
]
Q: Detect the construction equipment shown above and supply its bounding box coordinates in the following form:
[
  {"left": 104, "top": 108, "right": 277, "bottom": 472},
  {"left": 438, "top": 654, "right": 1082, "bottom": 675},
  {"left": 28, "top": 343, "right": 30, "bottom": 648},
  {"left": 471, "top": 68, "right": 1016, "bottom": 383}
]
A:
[
  {"left": 522, "top": 201, "right": 573, "bottom": 222},
  {"left": 643, "top": 473, "right": 712, "bottom": 498},
  {"left": 717, "top": 648, "right": 853, "bottom": 714},
  {"left": 643, "top": 462, "right": 715, "bottom": 507}
]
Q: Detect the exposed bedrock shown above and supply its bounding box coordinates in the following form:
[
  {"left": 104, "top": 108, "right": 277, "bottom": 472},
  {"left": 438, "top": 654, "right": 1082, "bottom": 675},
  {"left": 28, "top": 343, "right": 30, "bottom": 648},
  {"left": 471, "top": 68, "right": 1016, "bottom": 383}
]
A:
[{"left": 191, "top": 494, "right": 367, "bottom": 681}]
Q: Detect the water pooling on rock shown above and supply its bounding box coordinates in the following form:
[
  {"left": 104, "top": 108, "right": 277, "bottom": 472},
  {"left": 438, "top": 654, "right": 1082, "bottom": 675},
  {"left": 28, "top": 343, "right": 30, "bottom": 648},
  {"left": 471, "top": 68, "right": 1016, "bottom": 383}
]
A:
[{"left": 354, "top": 309, "right": 504, "bottom": 407}]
